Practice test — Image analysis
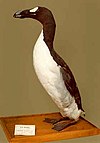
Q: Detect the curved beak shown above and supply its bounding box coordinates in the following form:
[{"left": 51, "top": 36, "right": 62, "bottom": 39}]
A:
[
  {"left": 13, "top": 10, "right": 23, "bottom": 18},
  {"left": 13, "top": 9, "right": 30, "bottom": 19}
]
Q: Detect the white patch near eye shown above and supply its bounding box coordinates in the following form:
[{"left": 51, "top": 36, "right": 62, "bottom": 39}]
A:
[{"left": 30, "top": 7, "right": 38, "bottom": 13}]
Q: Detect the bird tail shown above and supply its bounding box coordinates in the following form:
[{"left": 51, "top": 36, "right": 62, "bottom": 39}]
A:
[{"left": 81, "top": 110, "right": 85, "bottom": 117}]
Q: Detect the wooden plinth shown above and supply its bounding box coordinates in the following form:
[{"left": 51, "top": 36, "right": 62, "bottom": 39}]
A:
[{"left": 0, "top": 112, "right": 100, "bottom": 143}]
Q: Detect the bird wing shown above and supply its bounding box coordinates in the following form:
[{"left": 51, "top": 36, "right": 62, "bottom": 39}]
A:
[
  {"left": 60, "top": 67, "right": 83, "bottom": 110},
  {"left": 51, "top": 50, "right": 83, "bottom": 111}
]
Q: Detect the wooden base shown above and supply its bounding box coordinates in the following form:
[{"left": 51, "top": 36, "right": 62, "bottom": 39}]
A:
[{"left": 0, "top": 112, "right": 100, "bottom": 143}]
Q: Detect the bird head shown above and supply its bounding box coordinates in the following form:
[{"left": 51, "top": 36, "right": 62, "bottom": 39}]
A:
[
  {"left": 13, "top": 6, "right": 55, "bottom": 25},
  {"left": 13, "top": 7, "right": 39, "bottom": 19}
]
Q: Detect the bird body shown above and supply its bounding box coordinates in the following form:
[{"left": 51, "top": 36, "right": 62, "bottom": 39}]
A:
[
  {"left": 33, "top": 30, "right": 81, "bottom": 120},
  {"left": 13, "top": 6, "right": 84, "bottom": 131}
]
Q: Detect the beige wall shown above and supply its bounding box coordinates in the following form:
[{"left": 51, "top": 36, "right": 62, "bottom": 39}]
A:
[{"left": 0, "top": 0, "right": 100, "bottom": 142}]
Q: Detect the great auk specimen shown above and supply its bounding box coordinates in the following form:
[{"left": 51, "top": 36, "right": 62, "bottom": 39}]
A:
[{"left": 13, "top": 6, "right": 84, "bottom": 131}]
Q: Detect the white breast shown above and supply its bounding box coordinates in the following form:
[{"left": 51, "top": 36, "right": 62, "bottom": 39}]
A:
[{"left": 33, "top": 30, "right": 82, "bottom": 120}]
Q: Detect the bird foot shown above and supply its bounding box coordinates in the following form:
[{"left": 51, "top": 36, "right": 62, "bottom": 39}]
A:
[
  {"left": 44, "top": 117, "right": 69, "bottom": 125},
  {"left": 43, "top": 118, "right": 61, "bottom": 124},
  {"left": 44, "top": 117, "right": 77, "bottom": 131},
  {"left": 43, "top": 117, "right": 69, "bottom": 125},
  {"left": 52, "top": 120, "right": 77, "bottom": 131}
]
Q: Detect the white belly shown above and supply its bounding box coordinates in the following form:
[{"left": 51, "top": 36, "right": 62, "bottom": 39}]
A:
[{"left": 33, "top": 30, "right": 81, "bottom": 119}]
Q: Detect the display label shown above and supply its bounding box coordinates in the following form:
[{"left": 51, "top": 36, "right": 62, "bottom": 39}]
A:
[{"left": 14, "top": 125, "right": 35, "bottom": 136}]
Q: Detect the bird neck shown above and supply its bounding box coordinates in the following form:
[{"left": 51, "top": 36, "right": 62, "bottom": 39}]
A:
[{"left": 42, "top": 21, "right": 56, "bottom": 51}]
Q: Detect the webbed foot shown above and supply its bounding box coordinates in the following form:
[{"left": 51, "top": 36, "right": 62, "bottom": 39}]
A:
[
  {"left": 43, "top": 118, "right": 61, "bottom": 124},
  {"left": 52, "top": 120, "right": 77, "bottom": 131}
]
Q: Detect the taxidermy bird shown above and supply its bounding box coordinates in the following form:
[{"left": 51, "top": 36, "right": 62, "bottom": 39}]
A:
[{"left": 13, "top": 6, "right": 84, "bottom": 131}]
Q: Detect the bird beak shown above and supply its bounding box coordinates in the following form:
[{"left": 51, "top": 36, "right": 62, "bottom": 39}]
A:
[
  {"left": 13, "top": 9, "right": 30, "bottom": 19},
  {"left": 13, "top": 10, "right": 23, "bottom": 18}
]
